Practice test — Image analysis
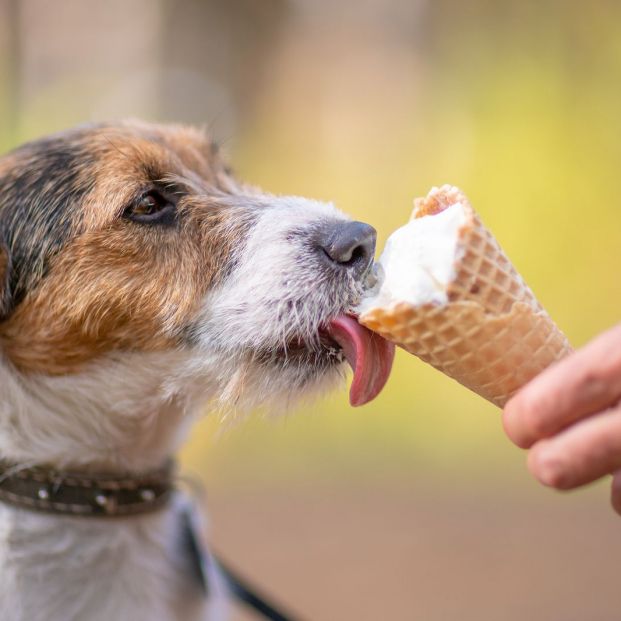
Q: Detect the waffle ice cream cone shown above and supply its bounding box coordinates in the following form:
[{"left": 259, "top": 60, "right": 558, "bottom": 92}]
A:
[{"left": 358, "top": 185, "right": 572, "bottom": 408}]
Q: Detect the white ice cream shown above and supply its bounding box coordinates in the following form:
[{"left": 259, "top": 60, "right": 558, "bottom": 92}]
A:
[{"left": 358, "top": 201, "right": 468, "bottom": 312}]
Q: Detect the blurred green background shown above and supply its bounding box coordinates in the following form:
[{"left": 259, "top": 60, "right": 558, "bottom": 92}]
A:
[{"left": 1, "top": 1, "right": 620, "bottom": 619}]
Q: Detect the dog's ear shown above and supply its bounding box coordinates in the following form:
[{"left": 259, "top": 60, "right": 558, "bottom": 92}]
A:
[{"left": 0, "top": 240, "right": 12, "bottom": 321}]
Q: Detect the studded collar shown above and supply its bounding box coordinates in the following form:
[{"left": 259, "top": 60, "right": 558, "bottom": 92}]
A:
[{"left": 0, "top": 459, "right": 175, "bottom": 517}]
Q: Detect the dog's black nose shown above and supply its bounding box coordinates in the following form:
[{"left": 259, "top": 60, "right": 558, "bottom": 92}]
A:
[{"left": 317, "top": 221, "right": 376, "bottom": 275}]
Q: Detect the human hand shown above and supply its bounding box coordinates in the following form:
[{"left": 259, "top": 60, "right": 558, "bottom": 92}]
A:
[{"left": 502, "top": 322, "right": 621, "bottom": 515}]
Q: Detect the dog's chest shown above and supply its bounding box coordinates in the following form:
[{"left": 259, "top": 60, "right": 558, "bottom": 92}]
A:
[{"left": 0, "top": 496, "right": 228, "bottom": 621}]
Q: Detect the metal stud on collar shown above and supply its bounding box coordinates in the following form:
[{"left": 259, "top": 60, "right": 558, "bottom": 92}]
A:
[
  {"left": 93, "top": 491, "right": 118, "bottom": 514},
  {"left": 140, "top": 488, "right": 156, "bottom": 502}
]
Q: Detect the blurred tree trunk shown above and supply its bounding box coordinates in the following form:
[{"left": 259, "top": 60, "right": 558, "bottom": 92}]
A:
[
  {"left": 0, "top": 0, "right": 20, "bottom": 148},
  {"left": 159, "top": 0, "right": 289, "bottom": 138}
]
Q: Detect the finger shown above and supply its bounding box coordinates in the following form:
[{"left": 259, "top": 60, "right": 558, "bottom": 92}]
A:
[
  {"left": 503, "top": 322, "right": 621, "bottom": 448},
  {"left": 611, "top": 471, "right": 621, "bottom": 517},
  {"left": 527, "top": 402, "right": 621, "bottom": 490}
]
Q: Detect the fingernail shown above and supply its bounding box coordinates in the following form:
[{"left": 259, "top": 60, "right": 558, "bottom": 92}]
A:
[{"left": 528, "top": 449, "right": 568, "bottom": 489}]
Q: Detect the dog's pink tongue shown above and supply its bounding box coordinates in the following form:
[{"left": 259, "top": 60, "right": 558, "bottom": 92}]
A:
[{"left": 328, "top": 315, "right": 395, "bottom": 407}]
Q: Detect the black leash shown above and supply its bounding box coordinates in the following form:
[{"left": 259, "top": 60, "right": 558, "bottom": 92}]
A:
[
  {"left": 180, "top": 499, "right": 304, "bottom": 621},
  {"left": 214, "top": 554, "right": 304, "bottom": 621}
]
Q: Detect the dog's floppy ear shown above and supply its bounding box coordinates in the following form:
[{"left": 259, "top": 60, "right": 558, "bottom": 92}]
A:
[{"left": 0, "top": 240, "right": 12, "bottom": 321}]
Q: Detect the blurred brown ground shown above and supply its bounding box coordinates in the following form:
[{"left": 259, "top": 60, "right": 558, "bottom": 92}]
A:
[{"left": 212, "top": 482, "right": 619, "bottom": 621}]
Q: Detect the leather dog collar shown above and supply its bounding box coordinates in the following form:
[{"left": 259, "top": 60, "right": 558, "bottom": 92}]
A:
[{"left": 0, "top": 459, "right": 174, "bottom": 517}]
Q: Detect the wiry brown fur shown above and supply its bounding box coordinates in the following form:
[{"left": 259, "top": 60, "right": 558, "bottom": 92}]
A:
[
  {"left": 0, "top": 121, "right": 254, "bottom": 375},
  {"left": 0, "top": 245, "right": 10, "bottom": 318}
]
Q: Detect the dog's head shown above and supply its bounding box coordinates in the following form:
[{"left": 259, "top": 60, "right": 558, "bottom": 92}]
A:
[{"left": 0, "top": 121, "right": 393, "bottom": 417}]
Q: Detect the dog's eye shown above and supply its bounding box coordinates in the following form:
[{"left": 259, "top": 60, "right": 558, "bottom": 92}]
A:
[{"left": 124, "top": 191, "right": 176, "bottom": 225}]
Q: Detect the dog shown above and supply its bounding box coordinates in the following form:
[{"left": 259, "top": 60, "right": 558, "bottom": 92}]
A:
[{"left": 0, "top": 120, "right": 394, "bottom": 621}]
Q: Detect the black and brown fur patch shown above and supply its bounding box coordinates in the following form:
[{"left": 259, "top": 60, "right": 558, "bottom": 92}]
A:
[
  {"left": 0, "top": 121, "right": 254, "bottom": 375},
  {"left": 0, "top": 241, "right": 11, "bottom": 319}
]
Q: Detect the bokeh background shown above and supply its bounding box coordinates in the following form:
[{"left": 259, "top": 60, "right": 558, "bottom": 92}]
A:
[{"left": 2, "top": 1, "right": 621, "bottom": 619}]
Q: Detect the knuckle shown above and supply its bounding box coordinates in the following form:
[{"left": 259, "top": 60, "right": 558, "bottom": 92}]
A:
[{"left": 576, "top": 368, "right": 610, "bottom": 399}]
